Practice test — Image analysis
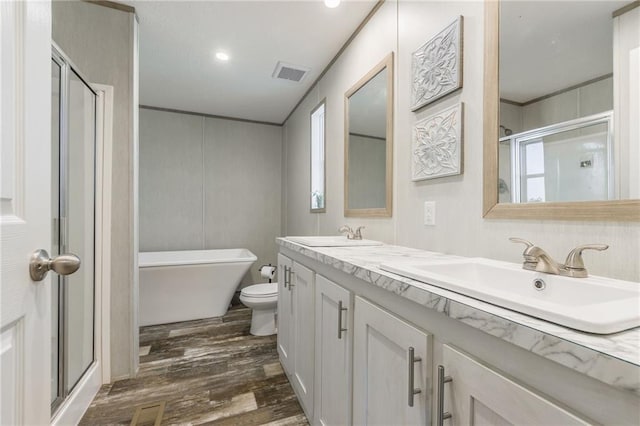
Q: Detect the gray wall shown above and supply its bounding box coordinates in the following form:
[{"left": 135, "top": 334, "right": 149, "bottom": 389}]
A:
[
  {"left": 140, "top": 108, "right": 282, "bottom": 286},
  {"left": 53, "top": 1, "right": 137, "bottom": 380},
  {"left": 282, "top": 0, "right": 639, "bottom": 282}
]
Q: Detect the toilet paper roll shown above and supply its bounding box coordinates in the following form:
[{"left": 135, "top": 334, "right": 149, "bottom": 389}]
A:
[{"left": 259, "top": 265, "right": 277, "bottom": 280}]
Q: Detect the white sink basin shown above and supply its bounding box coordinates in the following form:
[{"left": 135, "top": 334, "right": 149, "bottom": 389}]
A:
[
  {"left": 380, "top": 258, "right": 640, "bottom": 334},
  {"left": 286, "top": 236, "right": 383, "bottom": 247}
]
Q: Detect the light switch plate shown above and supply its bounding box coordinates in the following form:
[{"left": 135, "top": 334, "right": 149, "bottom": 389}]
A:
[{"left": 424, "top": 201, "right": 436, "bottom": 226}]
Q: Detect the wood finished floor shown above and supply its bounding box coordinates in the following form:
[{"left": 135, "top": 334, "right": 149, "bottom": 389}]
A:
[{"left": 80, "top": 306, "right": 308, "bottom": 425}]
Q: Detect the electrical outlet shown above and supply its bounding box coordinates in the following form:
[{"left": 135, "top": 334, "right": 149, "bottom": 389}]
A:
[{"left": 424, "top": 201, "right": 436, "bottom": 226}]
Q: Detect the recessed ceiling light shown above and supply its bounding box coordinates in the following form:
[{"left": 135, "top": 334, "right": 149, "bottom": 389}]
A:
[
  {"left": 215, "top": 52, "right": 229, "bottom": 61},
  {"left": 324, "top": 0, "right": 340, "bottom": 8}
]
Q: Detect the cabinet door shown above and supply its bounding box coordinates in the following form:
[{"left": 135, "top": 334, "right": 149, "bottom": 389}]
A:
[
  {"left": 314, "top": 275, "right": 353, "bottom": 426},
  {"left": 441, "top": 345, "right": 592, "bottom": 425},
  {"left": 353, "top": 297, "right": 431, "bottom": 425},
  {"left": 292, "top": 261, "right": 316, "bottom": 417},
  {"left": 277, "top": 253, "right": 293, "bottom": 373}
]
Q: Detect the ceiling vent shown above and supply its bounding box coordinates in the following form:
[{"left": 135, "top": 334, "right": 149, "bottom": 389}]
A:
[{"left": 272, "top": 61, "right": 311, "bottom": 83}]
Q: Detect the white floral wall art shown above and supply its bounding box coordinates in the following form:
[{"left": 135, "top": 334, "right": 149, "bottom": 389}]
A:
[
  {"left": 411, "top": 17, "right": 463, "bottom": 111},
  {"left": 412, "top": 103, "right": 464, "bottom": 181}
]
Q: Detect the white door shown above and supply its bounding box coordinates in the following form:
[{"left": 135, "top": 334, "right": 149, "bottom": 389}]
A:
[
  {"left": 1, "top": 1, "right": 53, "bottom": 424},
  {"left": 314, "top": 275, "right": 352, "bottom": 426},
  {"left": 292, "top": 261, "right": 315, "bottom": 418},
  {"left": 441, "top": 345, "right": 592, "bottom": 425},
  {"left": 277, "top": 253, "right": 293, "bottom": 373},
  {"left": 353, "top": 296, "right": 431, "bottom": 426}
]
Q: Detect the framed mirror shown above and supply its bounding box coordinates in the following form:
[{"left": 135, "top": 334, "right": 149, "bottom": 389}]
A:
[
  {"left": 483, "top": 0, "right": 640, "bottom": 220},
  {"left": 344, "top": 53, "right": 393, "bottom": 217},
  {"left": 310, "top": 99, "right": 326, "bottom": 212}
]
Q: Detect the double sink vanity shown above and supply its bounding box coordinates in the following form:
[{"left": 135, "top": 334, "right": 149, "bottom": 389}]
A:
[
  {"left": 276, "top": 236, "right": 640, "bottom": 425},
  {"left": 278, "top": 0, "right": 640, "bottom": 423}
]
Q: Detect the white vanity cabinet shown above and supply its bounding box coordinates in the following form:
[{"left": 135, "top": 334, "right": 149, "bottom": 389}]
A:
[
  {"left": 440, "top": 345, "right": 592, "bottom": 425},
  {"left": 314, "top": 275, "right": 353, "bottom": 426},
  {"left": 277, "top": 253, "right": 316, "bottom": 419},
  {"left": 277, "top": 243, "right": 639, "bottom": 425},
  {"left": 291, "top": 261, "right": 316, "bottom": 417},
  {"left": 353, "top": 296, "right": 432, "bottom": 425},
  {"left": 277, "top": 253, "right": 293, "bottom": 372}
]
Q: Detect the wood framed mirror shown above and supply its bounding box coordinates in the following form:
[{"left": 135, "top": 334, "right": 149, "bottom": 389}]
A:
[
  {"left": 483, "top": 0, "right": 640, "bottom": 221},
  {"left": 344, "top": 52, "right": 394, "bottom": 217}
]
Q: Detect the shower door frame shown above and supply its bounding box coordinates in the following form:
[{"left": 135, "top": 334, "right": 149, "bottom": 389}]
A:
[
  {"left": 50, "top": 43, "right": 113, "bottom": 425},
  {"left": 500, "top": 111, "right": 615, "bottom": 203}
]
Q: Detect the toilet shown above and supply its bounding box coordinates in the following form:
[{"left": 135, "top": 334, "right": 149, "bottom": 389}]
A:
[{"left": 240, "top": 282, "right": 278, "bottom": 336}]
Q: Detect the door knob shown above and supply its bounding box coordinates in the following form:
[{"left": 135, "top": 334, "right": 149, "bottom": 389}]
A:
[{"left": 29, "top": 249, "right": 81, "bottom": 281}]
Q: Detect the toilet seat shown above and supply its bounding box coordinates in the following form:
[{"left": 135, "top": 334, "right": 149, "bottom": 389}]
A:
[{"left": 241, "top": 282, "right": 277, "bottom": 299}]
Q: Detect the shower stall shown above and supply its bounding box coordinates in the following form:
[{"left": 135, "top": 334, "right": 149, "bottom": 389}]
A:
[{"left": 51, "top": 45, "right": 97, "bottom": 415}]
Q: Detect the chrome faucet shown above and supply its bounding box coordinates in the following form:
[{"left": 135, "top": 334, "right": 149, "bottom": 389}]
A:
[
  {"left": 510, "top": 238, "right": 608, "bottom": 278},
  {"left": 339, "top": 225, "right": 365, "bottom": 240}
]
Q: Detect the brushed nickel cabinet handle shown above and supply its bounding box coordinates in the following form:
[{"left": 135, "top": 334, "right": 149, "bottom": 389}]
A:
[
  {"left": 287, "top": 268, "right": 295, "bottom": 290},
  {"left": 437, "top": 365, "right": 452, "bottom": 425},
  {"left": 337, "top": 300, "right": 348, "bottom": 339},
  {"left": 408, "top": 347, "right": 422, "bottom": 407},
  {"left": 283, "top": 266, "right": 288, "bottom": 288}
]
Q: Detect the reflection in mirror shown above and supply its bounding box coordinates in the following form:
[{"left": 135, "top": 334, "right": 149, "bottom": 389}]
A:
[
  {"left": 310, "top": 100, "right": 326, "bottom": 212},
  {"left": 349, "top": 70, "right": 386, "bottom": 209},
  {"left": 498, "top": 0, "right": 637, "bottom": 204},
  {"left": 501, "top": 112, "right": 613, "bottom": 203},
  {"left": 482, "top": 0, "right": 640, "bottom": 221},
  {"left": 345, "top": 53, "right": 393, "bottom": 217}
]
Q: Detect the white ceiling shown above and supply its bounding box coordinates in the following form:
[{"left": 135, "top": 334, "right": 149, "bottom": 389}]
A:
[
  {"left": 126, "top": 0, "right": 378, "bottom": 124},
  {"left": 500, "top": 0, "right": 627, "bottom": 104}
]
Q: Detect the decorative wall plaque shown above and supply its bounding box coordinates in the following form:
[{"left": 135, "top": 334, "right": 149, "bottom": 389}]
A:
[
  {"left": 412, "top": 103, "right": 463, "bottom": 181},
  {"left": 411, "top": 17, "right": 463, "bottom": 111}
]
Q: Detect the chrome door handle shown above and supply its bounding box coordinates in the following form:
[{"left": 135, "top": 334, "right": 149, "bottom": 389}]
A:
[
  {"left": 408, "top": 347, "right": 422, "bottom": 407},
  {"left": 337, "top": 300, "right": 348, "bottom": 339},
  {"left": 30, "top": 249, "right": 80, "bottom": 281},
  {"left": 437, "top": 365, "right": 452, "bottom": 425}
]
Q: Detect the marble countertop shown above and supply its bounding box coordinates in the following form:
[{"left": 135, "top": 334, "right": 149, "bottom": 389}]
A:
[{"left": 276, "top": 238, "right": 640, "bottom": 396}]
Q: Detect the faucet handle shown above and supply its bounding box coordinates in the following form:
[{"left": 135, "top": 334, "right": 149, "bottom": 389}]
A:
[
  {"left": 564, "top": 244, "right": 609, "bottom": 270},
  {"left": 509, "top": 237, "right": 534, "bottom": 249},
  {"left": 509, "top": 237, "right": 535, "bottom": 257},
  {"left": 509, "top": 237, "right": 538, "bottom": 269},
  {"left": 339, "top": 225, "right": 354, "bottom": 239},
  {"left": 354, "top": 226, "right": 365, "bottom": 240}
]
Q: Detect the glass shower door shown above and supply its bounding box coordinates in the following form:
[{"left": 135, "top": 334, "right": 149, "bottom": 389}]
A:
[
  {"left": 65, "top": 68, "right": 96, "bottom": 391},
  {"left": 51, "top": 55, "right": 62, "bottom": 408},
  {"left": 51, "top": 49, "right": 97, "bottom": 414}
]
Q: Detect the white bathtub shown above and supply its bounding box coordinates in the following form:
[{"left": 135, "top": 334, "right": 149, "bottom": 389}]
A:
[{"left": 139, "top": 248, "right": 257, "bottom": 326}]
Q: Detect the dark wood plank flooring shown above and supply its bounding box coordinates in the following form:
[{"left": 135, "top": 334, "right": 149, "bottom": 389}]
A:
[{"left": 80, "top": 306, "right": 308, "bottom": 425}]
